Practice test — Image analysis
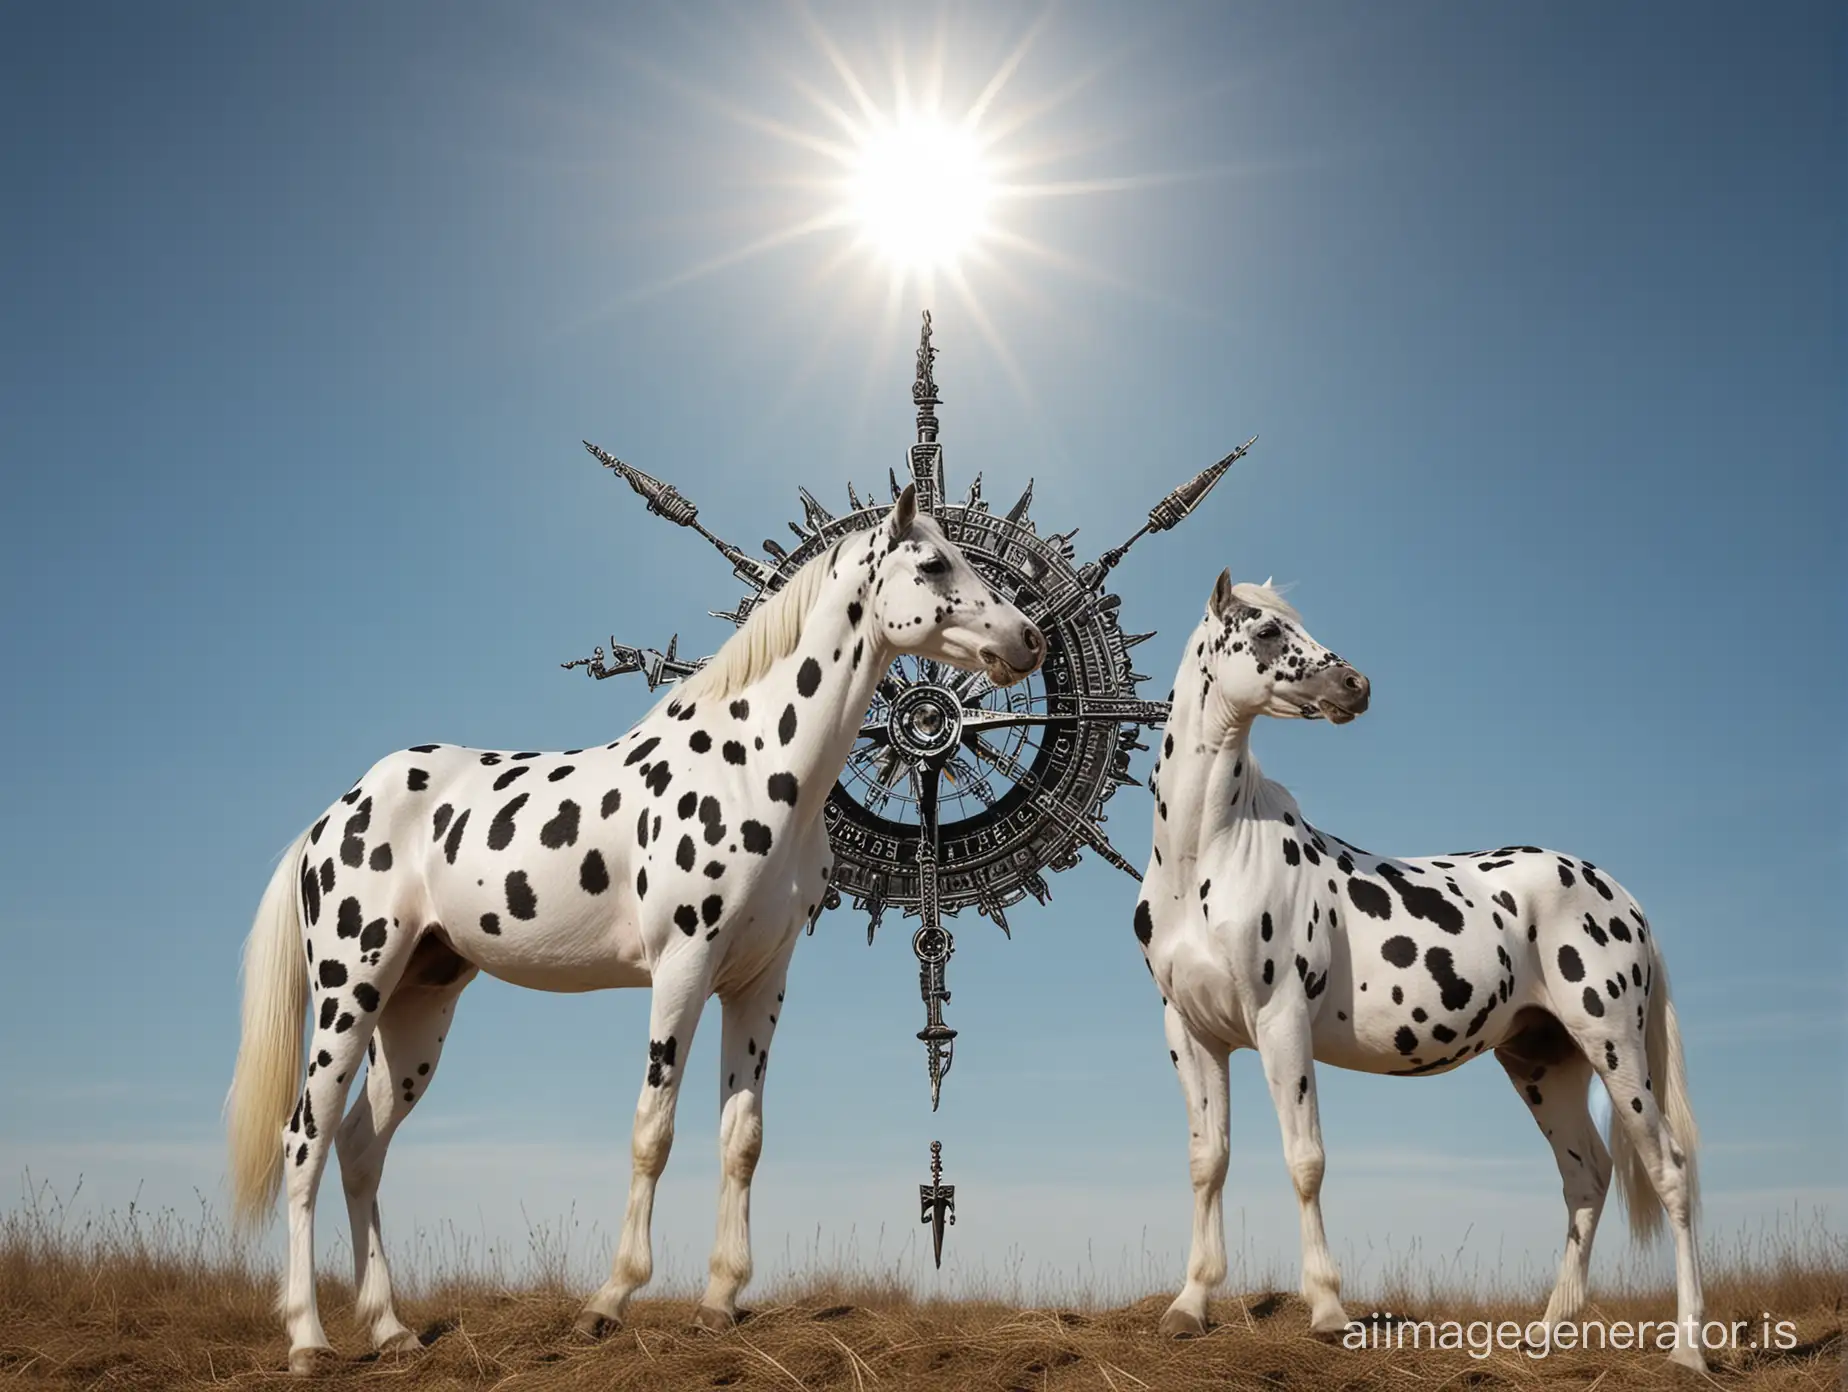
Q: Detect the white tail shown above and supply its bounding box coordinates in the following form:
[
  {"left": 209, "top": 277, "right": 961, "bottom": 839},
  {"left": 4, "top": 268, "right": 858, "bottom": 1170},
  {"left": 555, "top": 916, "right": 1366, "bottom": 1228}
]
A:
[
  {"left": 225, "top": 831, "right": 311, "bottom": 1230},
  {"left": 1610, "top": 938, "right": 1700, "bottom": 1244}
]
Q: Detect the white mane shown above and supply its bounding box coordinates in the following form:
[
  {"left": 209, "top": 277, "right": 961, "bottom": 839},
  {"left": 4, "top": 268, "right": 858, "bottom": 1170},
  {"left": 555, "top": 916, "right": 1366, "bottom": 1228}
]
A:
[
  {"left": 663, "top": 540, "right": 843, "bottom": 706},
  {"left": 1226, "top": 580, "right": 1300, "bottom": 623}
]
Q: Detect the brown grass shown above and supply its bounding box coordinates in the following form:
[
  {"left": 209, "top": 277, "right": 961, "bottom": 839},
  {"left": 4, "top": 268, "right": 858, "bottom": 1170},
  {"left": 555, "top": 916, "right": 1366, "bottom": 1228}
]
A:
[{"left": 1, "top": 1178, "right": 1840, "bottom": 1390}]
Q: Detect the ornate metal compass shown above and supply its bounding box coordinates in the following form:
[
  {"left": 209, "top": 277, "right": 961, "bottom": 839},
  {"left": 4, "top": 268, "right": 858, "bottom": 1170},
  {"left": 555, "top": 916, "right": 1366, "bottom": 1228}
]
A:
[{"left": 566, "top": 313, "right": 1251, "bottom": 1113}]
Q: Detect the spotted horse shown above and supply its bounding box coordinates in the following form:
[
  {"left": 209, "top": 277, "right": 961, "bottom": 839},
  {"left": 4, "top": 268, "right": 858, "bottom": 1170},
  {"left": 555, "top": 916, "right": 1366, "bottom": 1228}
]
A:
[
  {"left": 226, "top": 485, "right": 1044, "bottom": 1374},
  {"left": 1134, "top": 571, "right": 1704, "bottom": 1371}
]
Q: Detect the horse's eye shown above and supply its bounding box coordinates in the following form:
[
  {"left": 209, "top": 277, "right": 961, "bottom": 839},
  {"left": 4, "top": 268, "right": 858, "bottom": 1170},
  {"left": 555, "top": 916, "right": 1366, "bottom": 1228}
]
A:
[
  {"left": 1257, "top": 623, "right": 1281, "bottom": 640},
  {"left": 918, "top": 555, "right": 949, "bottom": 576}
]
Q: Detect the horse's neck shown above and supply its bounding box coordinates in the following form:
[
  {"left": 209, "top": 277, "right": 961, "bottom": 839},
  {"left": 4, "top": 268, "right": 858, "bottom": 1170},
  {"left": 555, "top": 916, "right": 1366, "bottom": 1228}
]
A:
[
  {"left": 735, "top": 538, "right": 886, "bottom": 825},
  {"left": 1155, "top": 619, "right": 1280, "bottom": 867}
]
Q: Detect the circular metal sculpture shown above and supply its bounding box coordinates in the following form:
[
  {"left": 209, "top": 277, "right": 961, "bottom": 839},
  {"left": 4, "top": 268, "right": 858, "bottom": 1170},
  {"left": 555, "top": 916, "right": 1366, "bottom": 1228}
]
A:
[{"left": 566, "top": 313, "right": 1251, "bottom": 1111}]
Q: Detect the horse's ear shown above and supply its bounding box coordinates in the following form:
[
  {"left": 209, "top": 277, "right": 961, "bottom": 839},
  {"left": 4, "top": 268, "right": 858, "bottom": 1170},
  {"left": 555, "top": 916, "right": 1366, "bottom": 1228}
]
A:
[
  {"left": 889, "top": 482, "right": 918, "bottom": 539},
  {"left": 1207, "top": 568, "right": 1236, "bottom": 620}
]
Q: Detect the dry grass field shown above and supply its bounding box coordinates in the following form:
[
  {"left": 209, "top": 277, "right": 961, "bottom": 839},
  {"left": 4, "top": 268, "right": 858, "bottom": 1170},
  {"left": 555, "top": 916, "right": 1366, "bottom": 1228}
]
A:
[{"left": 2, "top": 1182, "right": 1840, "bottom": 1391}]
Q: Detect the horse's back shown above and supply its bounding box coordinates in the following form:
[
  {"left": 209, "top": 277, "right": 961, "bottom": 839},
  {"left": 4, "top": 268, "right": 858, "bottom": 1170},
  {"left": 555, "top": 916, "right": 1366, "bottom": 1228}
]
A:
[
  {"left": 297, "top": 739, "right": 658, "bottom": 994},
  {"left": 1300, "top": 842, "right": 1655, "bottom": 1077},
  {"left": 301, "top": 724, "right": 830, "bottom": 997}
]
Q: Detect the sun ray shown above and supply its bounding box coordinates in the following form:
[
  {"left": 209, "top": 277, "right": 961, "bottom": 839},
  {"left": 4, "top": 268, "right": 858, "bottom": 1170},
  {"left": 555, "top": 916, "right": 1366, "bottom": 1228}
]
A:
[
  {"left": 993, "top": 163, "right": 1264, "bottom": 201},
  {"left": 786, "top": 72, "right": 873, "bottom": 146},
  {"left": 977, "top": 226, "right": 1220, "bottom": 323},
  {"left": 941, "top": 262, "right": 1052, "bottom": 451},
  {"left": 847, "top": 261, "right": 915, "bottom": 450},
  {"left": 961, "top": 8, "right": 1055, "bottom": 133},
  {"left": 914, "top": 263, "right": 938, "bottom": 330},
  {"left": 888, "top": 31, "right": 913, "bottom": 122},
  {"left": 941, "top": 266, "right": 1072, "bottom": 477},
  {"left": 581, "top": 17, "right": 885, "bottom": 174},
  {"left": 611, "top": 45, "right": 862, "bottom": 168},
  {"left": 975, "top": 124, "right": 1153, "bottom": 180},
  {"left": 606, "top": 206, "right": 858, "bottom": 312},
  {"left": 922, "top": 12, "right": 948, "bottom": 119},
  {"left": 968, "top": 54, "right": 1114, "bottom": 152},
  {"left": 951, "top": 243, "right": 1079, "bottom": 348},
  {"left": 763, "top": 244, "right": 890, "bottom": 432},
  {"left": 793, "top": 0, "right": 886, "bottom": 127}
]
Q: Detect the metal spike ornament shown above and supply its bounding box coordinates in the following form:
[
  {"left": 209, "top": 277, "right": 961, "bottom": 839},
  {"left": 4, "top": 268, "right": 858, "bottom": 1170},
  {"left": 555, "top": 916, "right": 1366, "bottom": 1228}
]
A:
[
  {"left": 566, "top": 313, "right": 1252, "bottom": 1112},
  {"left": 920, "top": 1140, "right": 956, "bottom": 1269}
]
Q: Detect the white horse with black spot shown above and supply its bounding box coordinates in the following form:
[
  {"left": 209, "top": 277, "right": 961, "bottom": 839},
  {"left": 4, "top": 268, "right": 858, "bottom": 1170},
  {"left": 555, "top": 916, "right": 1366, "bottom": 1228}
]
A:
[
  {"left": 1135, "top": 571, "right": 1704, "bottom": 1371},
  {"left": 226, "top": 485, "right": 1044, "bottom": 1373}
]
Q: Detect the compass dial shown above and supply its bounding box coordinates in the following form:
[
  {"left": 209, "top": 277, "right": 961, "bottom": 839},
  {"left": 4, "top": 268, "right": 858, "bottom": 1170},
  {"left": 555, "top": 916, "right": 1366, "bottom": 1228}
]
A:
[
  {"left": 748, "top": 500, "right": 1150, "bottom": 934},
  {"left": 567, "top": 312, "right": 1250, "bottom": 1100}
]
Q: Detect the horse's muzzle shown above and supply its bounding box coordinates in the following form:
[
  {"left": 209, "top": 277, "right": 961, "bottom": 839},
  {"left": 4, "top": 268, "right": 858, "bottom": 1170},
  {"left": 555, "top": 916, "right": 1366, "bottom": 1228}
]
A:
[
  {"left": 1307, "top": 665, "right": 1370, "bottom": 723},
  {"left": 980, "top": 622, "right": 1044, "bottom": 686}
]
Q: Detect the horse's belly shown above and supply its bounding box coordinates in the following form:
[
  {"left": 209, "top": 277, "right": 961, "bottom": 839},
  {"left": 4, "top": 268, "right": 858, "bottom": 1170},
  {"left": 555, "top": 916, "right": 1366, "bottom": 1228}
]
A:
[
  {"left": 442, "top": 891, "right": 651, "bottom": 992},
  {"left": 1309, "top": 946, "right": 1508, "bottom": 1078},
  {"left": 476, "top": 950, "right": 651, "bottom": 993},
  {"left": 1311, "top": 1015, "right": 1483, "bottom": 1077}
]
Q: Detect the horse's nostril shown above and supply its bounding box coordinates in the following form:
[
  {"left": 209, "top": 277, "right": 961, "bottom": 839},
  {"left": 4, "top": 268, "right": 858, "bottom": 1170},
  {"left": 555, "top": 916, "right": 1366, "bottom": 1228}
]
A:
[
  {"left": 1023, "top": 625, "right": 1044, "bottom": 654},
  {"left": 1344, "top": 674, "right": 1361, "bottom": 690}
]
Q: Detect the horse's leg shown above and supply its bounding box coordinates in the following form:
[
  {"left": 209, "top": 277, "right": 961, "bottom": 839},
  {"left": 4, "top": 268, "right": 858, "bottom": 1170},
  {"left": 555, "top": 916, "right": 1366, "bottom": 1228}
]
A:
[
  {"left": 696, "top": 957, "right": 791, "bottom": 1331},
  {"left": 1158, "top": 1002, "right": 1231, "bottom": 1338},
  {"left": 334, "top": 955, "right": 474, "bottom": 1355},
  {"left": 281, "top": 1000, "right": 383, "bottom": 1371},
  {"left": 574, "top": 951, "right": 712, "bottom": 1338},
  {"left": 1254, "top": 1005, "right": 1348, "bottom": 1334},
  {"left": 1493, "top": 1045, "right": 1608, "bottom": 1328},
  {"left": 1567, "top": 995, "right": 1705, "bottom": 1370}
]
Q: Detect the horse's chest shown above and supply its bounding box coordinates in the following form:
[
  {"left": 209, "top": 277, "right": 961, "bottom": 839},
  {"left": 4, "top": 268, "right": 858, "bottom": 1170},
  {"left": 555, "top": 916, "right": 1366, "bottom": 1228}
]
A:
[
  {"left": 706, "top": 822, "right": 828, "bottom": 987},
  {"left": 1147, "top": 864, "right": 1328, "bottom": 1042}
]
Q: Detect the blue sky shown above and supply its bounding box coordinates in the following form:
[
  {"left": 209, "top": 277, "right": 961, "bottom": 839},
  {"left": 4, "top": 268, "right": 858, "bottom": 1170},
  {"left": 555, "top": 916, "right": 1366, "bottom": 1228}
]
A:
[{"left": 2, "top": 2, "right": 1841, "bottom": 1302}]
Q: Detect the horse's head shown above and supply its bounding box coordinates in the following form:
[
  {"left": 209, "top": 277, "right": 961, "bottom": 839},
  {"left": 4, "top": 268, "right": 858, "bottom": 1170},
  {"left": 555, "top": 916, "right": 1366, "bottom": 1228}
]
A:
[
  {"left": 872, "top": 484, "right": 1043, "bottom": 686},
  {"left": 1202, "top": 570, "right": 1369, "bottom": 724}
]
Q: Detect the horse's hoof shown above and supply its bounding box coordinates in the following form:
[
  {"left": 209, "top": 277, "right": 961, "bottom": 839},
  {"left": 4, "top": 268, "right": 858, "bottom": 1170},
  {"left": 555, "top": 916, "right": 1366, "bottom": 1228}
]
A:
[
  {"left": 287, "top": 1346, "right": 339, "bottom": 1376},
  {"left": 1667, "top": 1344, "right": 1707, "bottom": 1374},
  {"left": 692, "top": 1304, "right": 737, "bottom": 1334},
  {"left": 376, "top": 1328, "right": 424, "bottom": 1358},
  {"left": 1158, "top": 1306, "right": 1207, "bottom": 1339},
  {"left": 572, "top": 1310, "right": 621, "bottom": 1341},
  {"left": 1309, "top": 1305, "right": 1352, "bottom": 1336}
]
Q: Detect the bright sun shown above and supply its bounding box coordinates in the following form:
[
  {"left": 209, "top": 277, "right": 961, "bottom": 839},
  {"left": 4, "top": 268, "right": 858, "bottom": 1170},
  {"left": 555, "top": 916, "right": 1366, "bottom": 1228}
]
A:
[
  {"left": 849, "top": 119, "right": 993, "bottom": 272},
  {"left": 612, "top": 11, "right": 1194, "bottom": 385}
]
